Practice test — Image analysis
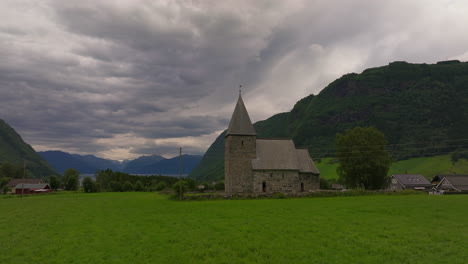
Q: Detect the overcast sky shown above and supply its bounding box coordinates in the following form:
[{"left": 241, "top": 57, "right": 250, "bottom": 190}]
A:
[{"left": 1, "top": 0, "right": 468, "bottom": 160}]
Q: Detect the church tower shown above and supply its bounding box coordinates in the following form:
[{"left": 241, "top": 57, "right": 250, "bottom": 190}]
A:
[{"left": 224, "top": 93, "right": 256, "bottom": 194}]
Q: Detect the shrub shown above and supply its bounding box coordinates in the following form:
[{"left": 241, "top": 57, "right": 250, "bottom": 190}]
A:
[
  {"left": 320, "top": 178, "right": 330, "bottom": 190},
  {"left": 185, "top": 178, "right": 197, "bottom": 191},
  {"left": 214, "top": 180, "right": 225, "bottom": 191},
  {"left": 272, "top": 192, "right": 287, "bottom": 199},
  {"left": 172, "top": 181, "right": 188, "bottom": 197}
]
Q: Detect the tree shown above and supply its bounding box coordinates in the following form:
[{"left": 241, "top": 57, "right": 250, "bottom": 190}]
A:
[
  {"left": 184, "top": 178, "right": 197, "bottom": 191},
  {"left": 82, "top": 176, "right": 96, "bottom": 193},
  {"left": 63, "top": 168, "right": 80, "bottom": 191},
  {"left": 336, "top": 127, "right": 392, "bottom": 190},
  {"left": 0, "top": 162, "right": 23, "bottom": 179},
  {"left": 214, "top": 180, "right": 225, "bottom": 191},
  {"left": 0, "top": 177, "right": 11, "bottom": 194},
  {"left": 109, "top": 181, "right": 122, "bottom": 192},
  {"left": 154, "top": 182, "right": 167, "bottom": 191},
  {"left": 172, "top": 181, "right": 188, "bottom": 197},
  {"left": 134, "top": 180, "right": 145, "bottom": 192},
  {"left": 123, "top": 181, "right": 134, "bottom": 192},
  {"left": 48, "top": 175, "right": 60, "bottom": 190}
]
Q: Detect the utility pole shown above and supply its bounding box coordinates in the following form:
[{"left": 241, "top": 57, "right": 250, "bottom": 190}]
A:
[
  {"left": 179, "top": 147, "right": 182, "bottom": 200},
  {"left": 22, "top": 160, "right": 25, "bottom": 199}
]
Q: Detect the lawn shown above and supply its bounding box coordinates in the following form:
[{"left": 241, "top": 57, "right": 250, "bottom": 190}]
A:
[
  {"left": 1, "top": 192, "right": 468, "bottom": 264},
  {"left": 316, "top": 155, "right": 468, "bottom": 180}
]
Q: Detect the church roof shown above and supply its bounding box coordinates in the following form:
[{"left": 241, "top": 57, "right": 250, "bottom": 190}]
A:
[
  {"left": 251, "top": 139, "right": 319, "bottom": 174},
  {"left": 225, "top": 94, "right": 256, "bottom": 137}
]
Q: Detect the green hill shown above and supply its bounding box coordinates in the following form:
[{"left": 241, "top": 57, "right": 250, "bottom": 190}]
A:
[
  {"left": 316, "top": 155, "right": 468, "bottom": 181},
  {"left": 190, "top": 60, "right": 468, "bottom": 181},
  {"left": 0, "top": 119, "right": 57, "bottom": 178}
]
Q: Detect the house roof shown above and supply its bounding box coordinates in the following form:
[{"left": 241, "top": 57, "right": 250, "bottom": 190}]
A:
[
  {"left": 440, "top": 175, "right": 468, "bottom": 191},
  {"left": 392, "top": 174, "right": 432, "bottom": 187},
  {"left": 15, "top": 183, "right": 50, "bottom": 189},
  {"left": 7, "top": 178, "right": 43, "bottom": 187},
  {"left": 251, "top": 139, "right": 319, "bottom": 174},
  {"left": 225, "top": 94, "right": 256, "bottom": 136}
]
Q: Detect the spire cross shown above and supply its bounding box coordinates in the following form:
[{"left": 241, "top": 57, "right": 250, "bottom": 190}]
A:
[{"left": 239, "top": 85, "right": 242, "bottom": 96}]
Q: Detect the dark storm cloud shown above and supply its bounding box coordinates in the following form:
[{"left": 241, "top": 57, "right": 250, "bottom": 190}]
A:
[{"left": 1, "top": 0, "right": 468, "bottom": 159}]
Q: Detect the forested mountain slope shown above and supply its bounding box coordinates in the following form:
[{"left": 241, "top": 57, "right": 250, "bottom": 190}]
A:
[{"left": 0, "top": 119, "right": 57, "bottom": 178}]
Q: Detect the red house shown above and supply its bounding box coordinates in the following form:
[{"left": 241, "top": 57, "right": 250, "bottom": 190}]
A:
[
  {"left": 15, "top": 183, "right": 51, "bottom": 194},
  {"left": 7, "top": 179, "right": 43, "bottom": 194}
]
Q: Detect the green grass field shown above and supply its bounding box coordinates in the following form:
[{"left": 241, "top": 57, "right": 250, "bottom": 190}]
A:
[
  {"left": 316, "top": 155, "right": 468, "bottom": 180},
  {"left": 1, "top": 192, "right": 468, "bottom": 263}
]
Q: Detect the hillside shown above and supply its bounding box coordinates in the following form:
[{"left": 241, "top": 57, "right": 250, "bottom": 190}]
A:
[
  {"left": 316, "top": 155, "right": 468, "bottom": 180},
  {"left": 0, "top": 119, "right": 57, "bottom": 178},
  {"left": 190, "top": 61, "right": 468, "bottom": 181}
]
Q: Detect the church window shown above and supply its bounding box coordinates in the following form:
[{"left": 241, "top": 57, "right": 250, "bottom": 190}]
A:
[
  {"left": 241, "top": 140, "right": 244, "bottom": 146},
  {"left": 301, "top": 183, "right": 304, "bottom": 192},
  {"left": 269, "top": 173, "right": 273, "bottom": 178},
  {"left": 262, "top": 182, "right": 266, "bottom": 192}
]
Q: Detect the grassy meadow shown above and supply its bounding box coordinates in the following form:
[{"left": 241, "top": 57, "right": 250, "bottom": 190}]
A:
[
  {"left": 1, "top": 192, "right": 468, "bottom": 263},
  {"left": 316, "top": 155, "right": 468, "bottom": 180}
]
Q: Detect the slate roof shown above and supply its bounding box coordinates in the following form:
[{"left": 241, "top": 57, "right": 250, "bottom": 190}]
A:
[
  {"left": 15, "top": 183, "right": 50, "bottom": 189},
  {"left": 225, "top": 94, "right": 256, "bottom": 136},
  {"left": 7, "top": 178, "right": 43, "bottom": 187},
  {"left": 251, "top": 139, "right": 319, "bottom": 174},
  {"left": 439, "top": 175, "right": 468, "bottom": 191},
  {"left": 392, "top": 174, "right": 432, "bottom": 188}
]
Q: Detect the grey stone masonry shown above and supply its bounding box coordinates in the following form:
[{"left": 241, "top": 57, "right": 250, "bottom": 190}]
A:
[
  {"left": 253, "top": 171, "right": 319, "bottom": 193},
  {"left": 225, "top": 135, "right": 256, "bottom": 194},
  {"left": 224, "top": 93, "right": 320, "bottom": 194}
]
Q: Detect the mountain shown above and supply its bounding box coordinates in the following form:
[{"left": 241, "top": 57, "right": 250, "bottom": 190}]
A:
[
  {"left": 190, "top": 60, "right": 468, "bottom": 181},
  {"left": 39, "top": 151, "right": 121, "bottom": 174},
  {"left": 75, "top": 154, "right": 122, "bottom": 172},
  {"left": 123, "top": 154, "right": 203, "bottom": 175},
  {"left": 39, "top": 151, "right": 203, "bottom": 175},
  {"left": 0, "top": 119, "right": 57, "bottom": 178},
  {"left": 122, "top": 155, "right": 166, "bottom": 173}
]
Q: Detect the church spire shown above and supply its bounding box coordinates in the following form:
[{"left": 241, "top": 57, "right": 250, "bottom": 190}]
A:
[{"left": 225, "top": 93, "right": 256, "bottom": 137}]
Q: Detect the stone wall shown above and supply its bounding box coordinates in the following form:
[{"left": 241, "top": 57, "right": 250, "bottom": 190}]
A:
[
  {"left": 252, "top": 170, "right": 319, "bottom": 193},
  {"left": 224, "top": 135, "right": 256, "bottom": 194}
]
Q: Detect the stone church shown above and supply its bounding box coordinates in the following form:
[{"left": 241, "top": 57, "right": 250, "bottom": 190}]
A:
[{"left": 224, "top": 94, "right": 320, "bottom": 194}]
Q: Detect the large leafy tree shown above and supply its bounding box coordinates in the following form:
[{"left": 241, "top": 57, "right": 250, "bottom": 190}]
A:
[
  {"left": 63, "top": 168, "right": 79, "bottom": 191},
  {"left": 82, "top": 176, "right": 96, "bottom": 193},
  {"left": 48, "top": 175, "right": 60, "bottom": 190},
  {"left": 336, "top": 127, "right": 392, "bottom": 190}
]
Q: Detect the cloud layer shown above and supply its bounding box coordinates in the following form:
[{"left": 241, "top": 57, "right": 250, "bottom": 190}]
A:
[{"left": 1, "top": 0, "right": 468, "bottom": 159}]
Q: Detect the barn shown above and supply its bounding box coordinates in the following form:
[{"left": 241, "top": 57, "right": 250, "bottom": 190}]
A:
[
  {"left": 435, "top": 175, "right": 468, "bottom": 193},
  {"left": 15, "top": 183, "right": 52, "bottom": 194},
  {"left": 7, "top": 178, "right": 43, "bottom": 194},
  {"left": 389, "top": 174, "right": 432, "bottom": 191}
]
